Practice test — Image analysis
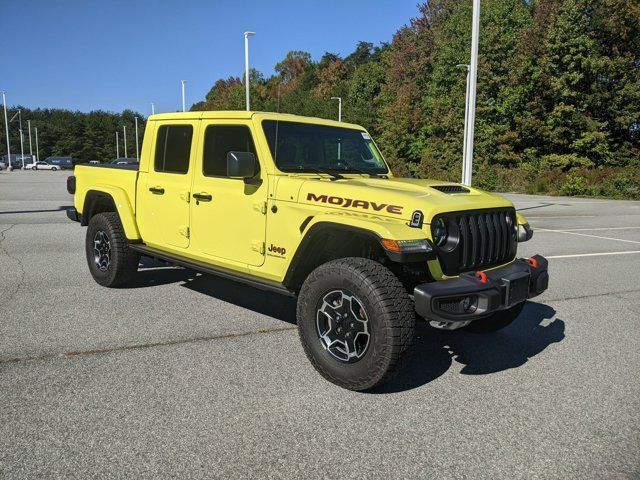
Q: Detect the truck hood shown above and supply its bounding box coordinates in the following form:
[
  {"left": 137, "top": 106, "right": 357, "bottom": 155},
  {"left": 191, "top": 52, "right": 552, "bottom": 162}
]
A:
[{"left": 275, "top": 176, "right": 513, "bottom": 223}]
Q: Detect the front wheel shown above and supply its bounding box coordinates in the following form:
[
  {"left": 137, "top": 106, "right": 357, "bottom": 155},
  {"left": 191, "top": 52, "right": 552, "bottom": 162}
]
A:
[
  {"left": 51, "top": 167, "right": 57, "bottom": 171},
  {"left": 85, "top": 212, "right": 140, "bottom": 287},
  {"left": 462, "top": 302, "right": 525, "bottom": 333},
  {"left": 297, "top": 258, "right": 415, "bottom": 391}
]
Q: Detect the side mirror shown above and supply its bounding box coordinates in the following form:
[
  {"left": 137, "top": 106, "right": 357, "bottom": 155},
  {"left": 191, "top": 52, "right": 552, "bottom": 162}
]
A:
[{"left": 227, "top": 151, "right": 257, "bottom": 178}]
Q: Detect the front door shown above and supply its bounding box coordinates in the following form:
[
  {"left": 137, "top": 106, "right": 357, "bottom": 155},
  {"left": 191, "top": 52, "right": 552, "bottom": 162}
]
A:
[
  {"left": 190, "top": 121, "right": 267, "bottom": 267},
  {"left": 139, "top": 121, "right": 196, "bottom": 250}
]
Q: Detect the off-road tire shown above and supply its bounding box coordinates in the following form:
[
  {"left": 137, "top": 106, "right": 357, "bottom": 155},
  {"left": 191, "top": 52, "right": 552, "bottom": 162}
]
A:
[
  {"left": 297, "top": 257, "right": 415, "bottom": 391},
  {"left": 86, "top": 212, "right": 139, "bottom": 287},
  {"left": 462, "top": 302, "right": 525, "bottom": 333}
]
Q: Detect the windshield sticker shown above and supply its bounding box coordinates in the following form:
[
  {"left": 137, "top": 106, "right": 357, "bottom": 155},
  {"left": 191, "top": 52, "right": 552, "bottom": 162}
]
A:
[{"left": 361, "top": 132, "right": 371, "bottom": 140}]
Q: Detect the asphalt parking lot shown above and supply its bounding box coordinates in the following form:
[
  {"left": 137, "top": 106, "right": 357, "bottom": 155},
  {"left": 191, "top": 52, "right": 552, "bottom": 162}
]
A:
[{"left": 1, "top": 171, "right": 639, "bottom": 479}]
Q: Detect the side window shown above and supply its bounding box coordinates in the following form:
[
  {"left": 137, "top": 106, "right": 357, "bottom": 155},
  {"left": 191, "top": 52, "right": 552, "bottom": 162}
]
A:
[
  {"left": 203, "top": 125, "right": 258, "bottom": 177},
  {"left": 154, "top": 125, "right": 193, "bottom": 174}
]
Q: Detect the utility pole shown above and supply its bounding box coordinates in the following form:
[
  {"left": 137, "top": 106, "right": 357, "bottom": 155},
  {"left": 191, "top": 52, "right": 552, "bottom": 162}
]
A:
[
  {"left": 331, "top": 97, "right": 342, "bottom": 122},
  {"left": 181, "top": 80, "right": 186, "bottom": 112},
  {"left": 462, "top": 0, "right": 481, "bottom": 186},
  {"left": 116, "top": 131, "right": 120, "bottom": 159},
  {"left": 244, "top": 31, "right": 255, "bottom": 111},
  {"left": 123, "top": 125, "right": 127, "bottom": 158},
  {"left": 27, "top": 119, "right": 33, "bottom": 162},
  {"left": 134, "top": 116, "right": 140, "bottom": 161},
  {"left": 35, "top": 127, "right": 39, "bottom": 162},
  {"left": 1, "top": 91, "right": 11, "bottom": 171},
  {"left": 151, "top": 102, "right": 155, "bottom": 115}
]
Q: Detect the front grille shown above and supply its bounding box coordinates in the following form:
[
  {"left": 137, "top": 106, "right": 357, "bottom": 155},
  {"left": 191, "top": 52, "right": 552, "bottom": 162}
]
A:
[
  {"left": 431, "top": 185, "right": 470, "bottom": 194},
  {"left": 433, "top": 208, "right": 517, "bottom": 276}
]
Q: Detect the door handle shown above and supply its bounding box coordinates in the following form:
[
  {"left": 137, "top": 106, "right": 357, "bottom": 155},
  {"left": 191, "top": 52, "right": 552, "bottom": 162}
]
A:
[
  {"left": 193, "top": 192, "right": 212, "bottom": 202},
  {"left": 149, "top": 186, "right": 165, "bottom": 195}
]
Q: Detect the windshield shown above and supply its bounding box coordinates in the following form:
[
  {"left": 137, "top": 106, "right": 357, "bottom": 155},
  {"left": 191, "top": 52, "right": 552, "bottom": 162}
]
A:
[{"left": 262, "top": 120, "right": 388, "bottom": 175}]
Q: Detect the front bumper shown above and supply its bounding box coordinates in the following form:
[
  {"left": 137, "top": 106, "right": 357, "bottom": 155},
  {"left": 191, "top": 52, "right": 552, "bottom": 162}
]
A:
[{"left": 414, "top": 255, "right": 549, "bottom": 323}]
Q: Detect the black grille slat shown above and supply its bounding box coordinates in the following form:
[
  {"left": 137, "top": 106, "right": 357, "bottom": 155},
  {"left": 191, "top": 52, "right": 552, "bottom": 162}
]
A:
[
  {"left": 459, "top": 216, "right": 469, "bottom": 269},
  {"left": 477, "top": 214, "right": 486, "bottom": 264},
  {"left": 492, "top": 212, "right": 501, "bottom": 262},
  {"left": 486, "top": 214, "right": 496, "bottom": 263},
  {"left": 469, "top": 215, "right": 479, "bottom": 268},
  {"left": 433, "top": 208, "right": 516, "bottom": 276}
]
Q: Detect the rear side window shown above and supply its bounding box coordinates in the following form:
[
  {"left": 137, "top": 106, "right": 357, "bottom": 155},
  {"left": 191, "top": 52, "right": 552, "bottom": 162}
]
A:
[
  {"left": 202, "top": 125, "right": 258, "bottom": 177},
  {"left": 154, "top": 125, "right": 193, "bottom": 174}
]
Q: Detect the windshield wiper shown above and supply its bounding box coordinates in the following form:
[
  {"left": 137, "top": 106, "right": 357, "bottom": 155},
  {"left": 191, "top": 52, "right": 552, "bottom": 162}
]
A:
[
  {"left": 338, "top": 161, "right": 380, "bottom": 178},
  {"left": 282, "top": 164, "right": 344, "bottom": 180}
]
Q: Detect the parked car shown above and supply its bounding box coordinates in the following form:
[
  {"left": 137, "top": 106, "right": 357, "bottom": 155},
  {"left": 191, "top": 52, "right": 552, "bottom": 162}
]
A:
[
  {"left": 28, "top": 161, "right": 61, "bottom": 171},
  {"left": 110, "top": 158, "right": 139, "bottom": 166},
  {"left": 89, "top": 160, "right": 100, "bottom": 165}
]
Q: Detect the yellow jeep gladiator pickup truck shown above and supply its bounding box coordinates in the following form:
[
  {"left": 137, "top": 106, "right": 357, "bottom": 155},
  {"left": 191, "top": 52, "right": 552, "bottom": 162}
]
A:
[{"left": 66, "top": 111, "right": 548, "bottom": 391}]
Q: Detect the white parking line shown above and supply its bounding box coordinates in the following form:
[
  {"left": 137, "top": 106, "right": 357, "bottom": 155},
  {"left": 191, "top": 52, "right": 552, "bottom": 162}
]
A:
[
  {"left": 538, "top": 229, "right": 640, "bottom": 244},
  {"left": 536, "top": 226, "right": 640, "bottom": 232},
  {"left": 526, "top": 215, "right": 596, "bottom": 219},
  {"left": 547, "top": 251, "right": 640, "bottom": 259}
]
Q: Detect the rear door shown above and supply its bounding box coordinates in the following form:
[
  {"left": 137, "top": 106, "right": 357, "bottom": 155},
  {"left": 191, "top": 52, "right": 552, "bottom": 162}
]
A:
[
  {"left": 138, "top": 121, "right": 196, "bottom": 250},
  {"left": 189, "top": 121, "right": 267, "bottom": 267}
]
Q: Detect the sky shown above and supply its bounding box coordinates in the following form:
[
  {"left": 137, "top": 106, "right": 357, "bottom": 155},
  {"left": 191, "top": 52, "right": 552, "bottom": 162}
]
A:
[{"left": 1, "top": 0, "right": 420, "bottom": 115}]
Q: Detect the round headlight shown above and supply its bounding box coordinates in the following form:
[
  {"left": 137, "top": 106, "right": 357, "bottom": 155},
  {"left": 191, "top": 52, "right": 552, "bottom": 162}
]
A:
[{"left": 432, "top": 218, "right": 448, "bottom": 247}]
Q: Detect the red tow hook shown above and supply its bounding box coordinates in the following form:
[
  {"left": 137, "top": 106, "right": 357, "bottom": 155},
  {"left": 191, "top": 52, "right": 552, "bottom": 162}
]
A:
[
  {"left": 475, "top": 271, "right": 488, "bottom": 284},
  {"left": 528, "top": 257, "right": 539, "bottom": 268}
]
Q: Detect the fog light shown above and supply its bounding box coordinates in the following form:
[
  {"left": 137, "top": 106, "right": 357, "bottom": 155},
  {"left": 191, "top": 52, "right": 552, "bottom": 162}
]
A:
[{"left": 462, "top": 295, "right": 477, "bottom": 313}]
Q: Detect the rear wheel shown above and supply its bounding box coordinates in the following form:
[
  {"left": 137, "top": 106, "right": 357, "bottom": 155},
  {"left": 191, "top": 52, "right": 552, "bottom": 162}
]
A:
[
  {"left": 297, "top": 258, "right": 414, "bottom": 391},
  {"left": 462, "top": 302, "right": 525, "bottom": 333},
  {"left": 85, "top": 212, "right": 139, "bottom": 287}
]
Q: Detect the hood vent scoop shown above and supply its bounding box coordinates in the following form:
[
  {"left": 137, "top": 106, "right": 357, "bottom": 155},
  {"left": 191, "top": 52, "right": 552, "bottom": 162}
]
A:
[{"left": 431, "top": 185, "right": 470, "bottom": 194}]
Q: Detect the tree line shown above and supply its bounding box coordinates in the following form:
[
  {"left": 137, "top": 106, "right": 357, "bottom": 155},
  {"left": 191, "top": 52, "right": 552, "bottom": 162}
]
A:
[
  {"left": 193, "top": 0, "right": 639, "bottom": 198},
  {"left": 1, "top": 108, "right": 145, "bottom": 164}
]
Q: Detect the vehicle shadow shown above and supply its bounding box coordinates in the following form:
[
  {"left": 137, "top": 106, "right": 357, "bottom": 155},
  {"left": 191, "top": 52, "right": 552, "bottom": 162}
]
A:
[
  {"left": 130, "top": 261, "right": 563, "bottom": 392},
  {"left": 0, "top": 205, "right": 73, "bottom": 215},
  {"left": 133, "top": 259, "right": 297, "bottom": 324},
  {"left": 373, "top": 301, "right": 564, "bottom": 394}
]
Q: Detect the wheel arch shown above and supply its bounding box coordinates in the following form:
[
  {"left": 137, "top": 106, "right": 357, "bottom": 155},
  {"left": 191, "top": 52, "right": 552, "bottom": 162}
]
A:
[
  {"left": 81, "top": 187, "right": 141, "bottom": 240},
  {"left": 283, "top": 222, "right": 384, "bottom": 292}
]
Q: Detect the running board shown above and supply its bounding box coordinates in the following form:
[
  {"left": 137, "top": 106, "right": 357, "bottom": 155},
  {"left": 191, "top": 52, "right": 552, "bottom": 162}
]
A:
[{"left": 129, "top": 244, "right": 296, "bottom": 297}]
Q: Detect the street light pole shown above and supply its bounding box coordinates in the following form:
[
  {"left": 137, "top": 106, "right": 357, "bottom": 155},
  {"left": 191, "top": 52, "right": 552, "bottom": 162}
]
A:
[
  {"left": 134, "top": 116, "right": 140, "bottom": 161},
  {"left": 181, "top": 80, "right": 186, "bottom": 112},
  {"left": 244, "top": 31, "right": 255, "bottom": 111},
  {"left": 456, "top": 64, "right": 471, "bottom": 183},
  {"left": 18, "top": 110, "right": 25, "bottom": 169},
  {"left": 123, "top": 125, "right": 127, "bottom": 158},
  {"left": 116, "top": 131, "right": 120, "bottom": 159},
  {"left": 330, "top": 97, "right": 343, "bottom": 160},
  {"left": 331, "top": 97, "right": 342, "bottom": 122},
  {"left": 27, "top": 119, "right": 33, "bottom": 161},
  {"left": 1, "top": 91, "right": 11, "bottom": 171},
  {"left": 35, "top": 127, "right": 39, "bottom": 162},
  {"left": 462, "top": 0, "right": 481, "bottom": 186}
]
